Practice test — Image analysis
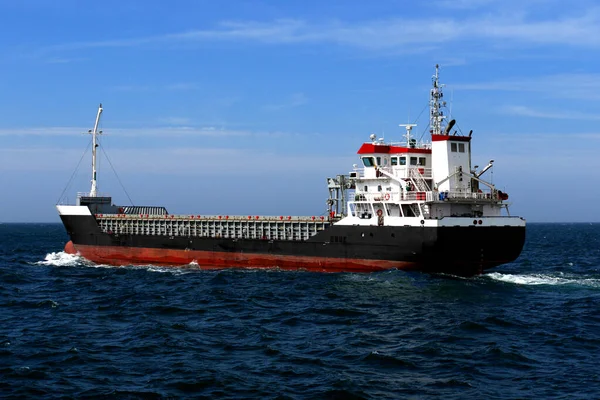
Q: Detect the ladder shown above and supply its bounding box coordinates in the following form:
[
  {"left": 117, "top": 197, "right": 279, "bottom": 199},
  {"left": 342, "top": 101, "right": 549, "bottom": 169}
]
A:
[{"left": 409, "top": 168, "right": 431, "bottom": 192}]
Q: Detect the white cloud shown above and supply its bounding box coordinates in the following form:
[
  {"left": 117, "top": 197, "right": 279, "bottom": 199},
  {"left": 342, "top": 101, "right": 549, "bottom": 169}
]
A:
[
  {"left": 109, "top": 84, "right": 152, "bottom": 92},
  {"left": 263, "top": 92, "right": 308, "bottom": 111},
  {"left": 0, "top": 126, "right": 250, "bottom": 137},
  {"left": 37, "top": 8, "right": 600, "bottom": 57},
  {"left": 44, "top": 57, "right": 87, "bottom": 64},
  {"left": 0, "top": 127, "right": 82, "bottom": 136},
  {"left": 156, "top": 117, "right": 193, "bottom": 126},
  {"left": 434, "top": 0, "right": 499, "bottom": 9},
  {"left": 109, "top": 82, "right": 199, "bottom": 92},
  {"left": 454, "top": 73, "right": 600, "bottom": 100},
  {"left": 501, "top": 105, "right": 600, "bottom": 120},
  {"left": 0, "top": 146, "right": 353, "bottom": 176},
  {"left": 165, "top": 82, "right": 200, "bottom": 91}
]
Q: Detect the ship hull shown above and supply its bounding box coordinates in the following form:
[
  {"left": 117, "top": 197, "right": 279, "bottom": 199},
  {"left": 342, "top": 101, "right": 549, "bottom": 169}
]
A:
[
  {"left": 60, "top": 214, "right": 525, "bottom": 275},
  {"left": 63, "top": 241, "right": 417, "bottom": 273}
]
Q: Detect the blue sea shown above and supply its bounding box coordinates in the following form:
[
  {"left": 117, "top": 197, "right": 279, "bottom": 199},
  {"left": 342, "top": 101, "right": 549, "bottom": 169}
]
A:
[{"left": 1, "top": 223, "right": 599, "bottom": 399}]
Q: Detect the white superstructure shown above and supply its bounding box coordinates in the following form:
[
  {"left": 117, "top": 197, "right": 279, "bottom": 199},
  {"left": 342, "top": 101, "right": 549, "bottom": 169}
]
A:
[{"left": 336, "top": 65, "right": 523, "bottom": 229}]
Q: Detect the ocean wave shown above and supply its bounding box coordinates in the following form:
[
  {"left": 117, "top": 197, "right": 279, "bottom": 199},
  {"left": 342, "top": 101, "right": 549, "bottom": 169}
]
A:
[
  {"left": 77, "top": 263, "right": 204, "bottom": 275},
  {"left": 140, "top": 265, "right": 201, "bottom": 275},
  {"left": 35, "top": 251, "right": 83, "bottom": 267},
  {"left": 35, "top": 252, "right": 206, "bottom": 274},
  {"left": 486, "top": 272, "right": 600, "bottom": 287}
]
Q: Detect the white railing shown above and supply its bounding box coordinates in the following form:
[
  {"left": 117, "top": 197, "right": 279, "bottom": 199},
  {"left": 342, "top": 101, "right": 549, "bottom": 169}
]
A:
[
  {"left": 353, "top": 189, "right": 502, "bottom": 203},
  {"left": 351, "top": 166, "right": 432, "bottom": 180},
  {"left": 77, "top": 191, "right": 110, "bottom": 198},
  {"left": 382, "top": 166, "right": 433, "bottom": 179},
  {"left": 436, "top": 191, "right": 500, "bottom": 201},
  {"left": 354, "top": 191, "right": 427, "bottom": 202},
  {"left": 96, "top": 214, "right": 331, "bottom": 222},
  {"left": 387, "top": 141, "right": 432, "bottom": 150}
]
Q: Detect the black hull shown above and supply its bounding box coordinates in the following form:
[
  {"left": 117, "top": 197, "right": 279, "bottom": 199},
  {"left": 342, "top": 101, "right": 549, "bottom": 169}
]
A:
[{"left": 59, "top": 214, "right": 525, "bottom": 275}]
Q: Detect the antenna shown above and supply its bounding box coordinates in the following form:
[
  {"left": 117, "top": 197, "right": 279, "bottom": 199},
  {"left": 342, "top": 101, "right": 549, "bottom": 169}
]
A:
[
  {"left": 399, "top": 123, "right": 417, "bottom": 147},
  {"left": 89, "top": 104, "right": 103, "bottom": 197},
  {"left": 430, "top": 64, "right": 447, "bottom": 136}
]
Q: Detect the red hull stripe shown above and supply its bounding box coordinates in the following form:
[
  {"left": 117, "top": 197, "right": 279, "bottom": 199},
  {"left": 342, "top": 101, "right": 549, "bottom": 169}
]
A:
[{"left": 64, "top": 241, "right": 418, "bottom": 273}]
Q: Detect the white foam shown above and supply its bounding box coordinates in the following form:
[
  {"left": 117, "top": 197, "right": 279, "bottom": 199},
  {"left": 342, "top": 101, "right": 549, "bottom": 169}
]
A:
[
  {"left": 36, "top": 251, "right": 83, "bottom": 267},
  {"left": 35, "top": 252, "right": 206, "bottom": 274},
  {"left": 486, "top": 272, "right": 600, "bottom": 287}
]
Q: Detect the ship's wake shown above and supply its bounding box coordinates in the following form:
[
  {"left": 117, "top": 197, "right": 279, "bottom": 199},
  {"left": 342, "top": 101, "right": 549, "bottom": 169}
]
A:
[
  {"left": 486, "top": 272, "right": 600, "bottom": 288},
  {"left": 36, "top": 251, "right": 84, "bottom": 267},
  {"left": 35, "top": 252, "right": 204, "bottom": 274}
]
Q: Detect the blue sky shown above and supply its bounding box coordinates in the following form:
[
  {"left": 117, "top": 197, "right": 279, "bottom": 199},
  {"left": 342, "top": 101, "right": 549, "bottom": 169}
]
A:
[{"left": 1, "top": 0, "right": 599, "bottom": 222}]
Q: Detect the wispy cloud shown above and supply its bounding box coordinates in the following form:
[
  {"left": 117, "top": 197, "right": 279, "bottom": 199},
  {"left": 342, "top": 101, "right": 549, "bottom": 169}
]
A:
[
  {"left": 0, "top": 126, "right": 303, "bottom": 139},
  {"left": 501, "top": 105, "right": 600, "bottom": 120},
  {"left": 263, "top": 92, "right": 308, "bottom": 111},
  {"left": 455, "top": 73, "right": 600, "bottom": 100},
  {"left": 434, "top": 0, "right": 499, "bottom": 9},
  {"left": 110, "top": 84, "right": 152, "bottom": 92},
  {"left": 0, "top": 127, "right": 81, "bottom": 136},
  {"left": 0, "top": 126, "right": 244, "bottom": 137},
  {"left": 109, "top": 82, "right": 199, "bottom": 92},
  {"left": 156, "top": 117, "right": 193, "bottom": 126},
  {"left": 36, "top": 8, "right": 600, "bottom": 57},
  {"left": 165, "top": 82, "right": 200, "bottom": 91},
  {"left": 0, "top": 146, "right": 352, "bottom": 176},
  {"left": 44, "top": 57, "right": 87, "bottom": 64}
]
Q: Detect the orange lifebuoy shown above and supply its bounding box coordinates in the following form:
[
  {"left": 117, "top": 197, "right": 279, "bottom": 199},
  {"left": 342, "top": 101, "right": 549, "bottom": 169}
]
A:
[
  {"left": 384, "top": 193, "right": 390, "bottom": 200},
  {"left": 376, "top": 209, "right": 383, "bottom": 217}
]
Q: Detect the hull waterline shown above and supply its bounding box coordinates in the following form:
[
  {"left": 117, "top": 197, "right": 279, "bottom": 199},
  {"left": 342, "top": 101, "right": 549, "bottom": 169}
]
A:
[{"left": 63, "top": 241, "right": 419, "bottom": 273}]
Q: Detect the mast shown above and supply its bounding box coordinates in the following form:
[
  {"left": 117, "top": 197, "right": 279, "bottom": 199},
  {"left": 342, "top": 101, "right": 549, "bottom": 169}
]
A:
[
  {"left": 399, "top": 123, "right": 417, "bottom": 147},
  {"left": 89, "top": 104, "right": 103, "bottom": 197},
  {"left": 430, "top": 64, "right": 447, "bottom": 136}
]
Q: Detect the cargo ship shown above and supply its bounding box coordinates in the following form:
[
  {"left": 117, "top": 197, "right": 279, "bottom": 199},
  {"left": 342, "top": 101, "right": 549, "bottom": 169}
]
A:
[{"left": 57, "top": 65, "right": 525, "bottom": 275}]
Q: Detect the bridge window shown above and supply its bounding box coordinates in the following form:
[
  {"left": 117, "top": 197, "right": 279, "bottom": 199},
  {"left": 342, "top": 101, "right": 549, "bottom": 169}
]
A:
[
  {"left": 362, "top": 157, "right": 375, "bottom": 167},
  {"left": 400, "top": 157, "right": 406, "bottom": 165},
  {"left": 451, "top": 143, "right": 457, "bottom": 152},
  {"left": 376, "top": 156, "right": 381, "bottom": 165},
  {"left": 458, "top": 143, "right": 465, "bottom": 153},
  {"left": 419, "top": 157, "right": 426, "bottom": 166},
  {"left": 410, "top": 157, "right": 418, "bottom": 165},
  {"left": 391, "top": 157, "right": 398, "bottom": 166}
]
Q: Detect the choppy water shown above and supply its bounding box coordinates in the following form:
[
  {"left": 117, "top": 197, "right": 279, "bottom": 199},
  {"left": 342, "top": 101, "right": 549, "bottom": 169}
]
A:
[{"left": 1, "top": 223, "right": 599, "bottom": 399}]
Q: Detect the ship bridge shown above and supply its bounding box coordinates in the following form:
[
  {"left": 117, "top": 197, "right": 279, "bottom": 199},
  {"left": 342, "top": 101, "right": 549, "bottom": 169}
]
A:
[{"left": 337, "top": 66, "right": 515, "bottom": 227}]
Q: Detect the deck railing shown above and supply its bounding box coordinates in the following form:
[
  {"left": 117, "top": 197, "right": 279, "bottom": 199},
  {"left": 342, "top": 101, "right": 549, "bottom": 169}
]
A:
[
  {"left": 95, "top": 214, "right": 330, "bottom": 241},
  {"left": 352, "top": 166, "right": 433, "bottom": 179},
  {"left": 77, "top": 192, "right": 110, "bottom": 198},
  {"left": 353, "top": 190, "right": 502, "bottom": 203}
]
